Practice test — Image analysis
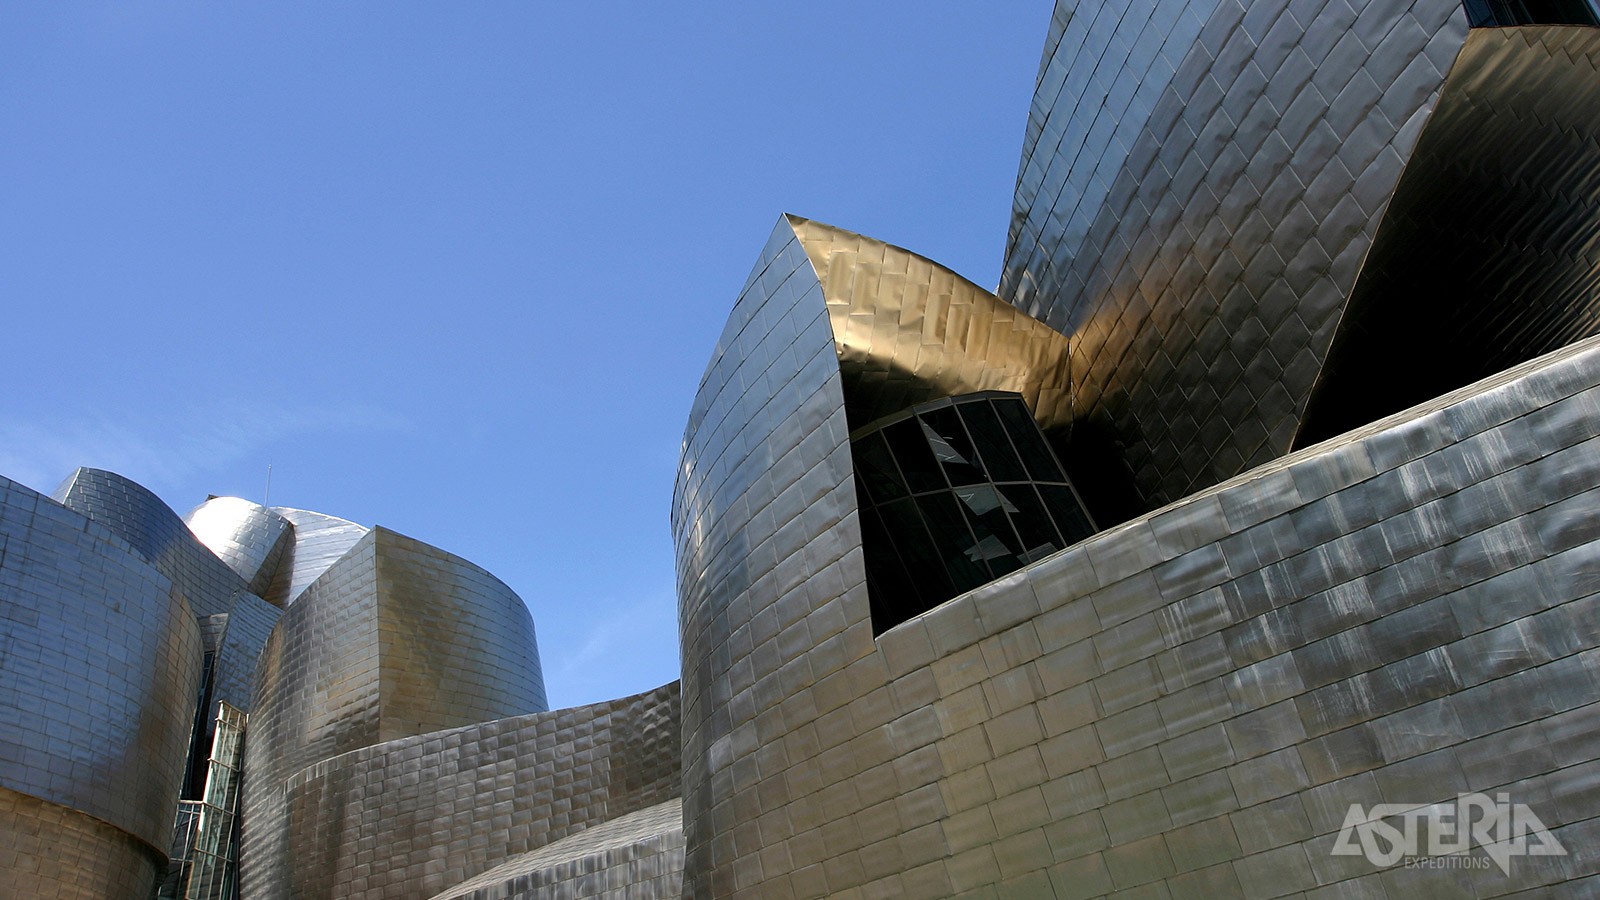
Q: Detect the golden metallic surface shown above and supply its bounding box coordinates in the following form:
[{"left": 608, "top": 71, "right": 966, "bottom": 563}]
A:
[
  {"left": 0, "top": 786, "right": 164, "bottom": 900},
  {"left": 789, "top": 215, "right": 1076, "bottom": 437}
]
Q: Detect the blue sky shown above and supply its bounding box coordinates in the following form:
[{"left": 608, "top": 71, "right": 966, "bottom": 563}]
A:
[{"left": 2, "top": 2, "right": 1051, "bottom": 709}]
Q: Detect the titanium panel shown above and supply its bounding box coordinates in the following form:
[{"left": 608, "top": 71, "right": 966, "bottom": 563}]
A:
[
  {"left": 0, "top": 786, "right": 165, "bottom": 900},
  {"left": 679, "top": 309, "right": 1600, "bottom": 898},
  {"left": 239, "top": 683, "right": 679, "bottom": 900},
  {"left": 51, "top": 470, "right": 281, "bottom": 727},
  {"left": 260, "top": 507, "right": 370, "bottom": 607},
  {"left": 1299, "top": 25, "right": 1600, "bottom": 445},
  {"left": 0, "top": 476, "right": 203, "bottom": 897},
  {"left": 426, "top": 799, "right": 684, "bottom": 900},
  {"left": 1000, "top": 0, "right": 1472, "bottom": 516},
  {"left": 54, "top": 468, "right": 258, "bottom": 619},
  {"left": 242, "top": 525, "right": 547, "bottom": 793},
  {"left": 183, "top": 496, "right": 293, "bottom": 599}
]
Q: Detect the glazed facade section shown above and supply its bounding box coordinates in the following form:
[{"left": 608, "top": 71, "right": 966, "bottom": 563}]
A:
[
  {"left": 239, "top": 683, "right": 680, "bottom": 900},
  {"left": 1000, "top": 0, "right": 1473, "bottom": 513},
  {"left": 0, "top": 476, "right": 203, "bottom": 899},
  {"left": 852, "top": 392, "right": 1096, "bottom": 632}
]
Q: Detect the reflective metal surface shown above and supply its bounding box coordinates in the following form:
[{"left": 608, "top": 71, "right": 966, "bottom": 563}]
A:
[
  {"left": 1300, "top": 25, "right": 1600, "bottom": 446},
  {"left": 54, "top": 468, "right": 282, "bottom": 723},
  {"left": 240, "top": 682, "right": 679, "bottom": 900},
  {"left": 424, "top": 788, "right": 682, "bottom": 900},
  {"left": 0, "top": 475, "right": 203, "bottom": 899},
  {"left": 678, "top": 251, "right": 1600, "bottom": 899},
  {"left": 184, "top": 497, "right": 293, "bottom": 599},
  {"left": 1000, "top": 0, "right": 1472, "bottom": 514},
  {"left": 258, "top": 507, "right": 370, "bottom": 608},
  {"left": 242, "top": 525, "right": 547, "bottom": 793}
]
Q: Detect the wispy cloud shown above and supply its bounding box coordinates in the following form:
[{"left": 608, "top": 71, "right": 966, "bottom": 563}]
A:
[
  {"left": 0, "top": 400, "right": 411, "bottom": 496},
  {"left": 547, "top": 590, "right": 681, "bottom": 710}
]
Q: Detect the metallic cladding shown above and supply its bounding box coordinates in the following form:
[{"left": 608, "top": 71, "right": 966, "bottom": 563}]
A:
[
  {"left": 1299, "top": 25, "right": 1600, "bottom": 446},
  {"left": 999, "top": 0, "right": 1471, "bottom": 515},
  {"left": 243, "top": 525, "right": 547, "bottom": 793},
  {"left": 51, "top": 468, "right": 282, "bottom": 722},
  {"left": 260, "top": 507, "right": 370, "bottom": 607},
  {"left": 425, "top": 799, "right": 685, "bottom": 900},
  {"left": 183, "top": 496, "right": 294, "bottom": 599},
  {"left": 788, "top": 216, "right": 1076, "bottom": 436},
  {"left": 673, "top": 216, "right": 866, "bottom": 899},
  {"left": 0, "top": 786, "right": 165, "bottom": 900},
  {"left": 0, "top": 477, "right": 203, "bottom": 897},
  {"left": 239, "top": 682, "right": 680, "bottom": 900},
  {"left": 676, "top": 286, "right": 1600, "bottom": 899}
]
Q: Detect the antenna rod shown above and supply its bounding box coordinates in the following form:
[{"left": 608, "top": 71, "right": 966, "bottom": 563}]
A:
[{"left": 264, "top": 464, "right": 272, "bottom": 507}]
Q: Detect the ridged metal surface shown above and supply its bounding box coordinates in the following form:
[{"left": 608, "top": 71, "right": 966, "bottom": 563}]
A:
[
  {"left": 240, "top": 683, "right": 679, "bottom": 900},
  {"left": 183, "top": 496, "right": 294, "bottom": 599},
  {"left": 259, "top": 507, "right": 370, "bottom": 608},
  {"left": 999, "top": 0, "right": 1471, "bottom": 515},
  {"left": 1299, "top": 25, "right": 1600, "bottom": 445},
  {"left": 424, "top": 796, "right": 684, "bottom": 900},
  {"left": 0, "top": 476, "right": 203, "bottom": 898}
]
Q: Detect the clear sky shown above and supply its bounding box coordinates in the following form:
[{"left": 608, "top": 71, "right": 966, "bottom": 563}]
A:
[{"left": 1, "top": 2, "right": 1052, "bottom": 709}]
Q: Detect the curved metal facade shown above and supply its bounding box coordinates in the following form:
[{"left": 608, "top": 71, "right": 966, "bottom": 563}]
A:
[
  {"left": 240, "top": 682, "right": 678, "bottom": 900},
  {"left": 674, "top": 215, "right": 1093, "bottom": 898},
  {"left": 0, "top": 476, "right": 203, "bottom": 899},
  {"left": 184, "top": 496, "right": 294, "bottom": 599},
  {"left": 243, "top": 525, "right": 547, "bottom": 793},
  {"left": 1000, "top": 0, "right": 1472, "bottom": 514},
  {"left": 1299, "top": 25, "right": 1600, "bottom": 445},
  {"left": 259, "top": 507, "right": 370, "bottom": 608}
]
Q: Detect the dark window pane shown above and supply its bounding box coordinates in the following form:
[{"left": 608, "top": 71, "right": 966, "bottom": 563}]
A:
[
  {"left": 916, "top": 492, "right": 993, "bottom": 592},
  {"left": 920, "top": 406, "right": 986, "bottom": 486},
  {"left": 995, "top": 399, "right": 1066, "bottom": 481},
  {"left": 877, "top": 498, "right": 955, "bottom": 603},
  {"left": 960, "top": 399, "right": 1028, "bottom": 481},
  {"left": 954, "top": 484, "right": 1024, "bottom": 578},
  {"left": 884, "top": 418, "right": 946, "bottom": 493},
  {"left": 997, "top": 483, "right": 1065, "bottom": 563},
  {"left": 860, "top": 507, "right": 924, "bottom": 634},
  {"left": 851, "top": 431, "right": 907, "bottom": 504},
  {"left": 1038, "top": 484, "right": 1096, "bottom": 544}
]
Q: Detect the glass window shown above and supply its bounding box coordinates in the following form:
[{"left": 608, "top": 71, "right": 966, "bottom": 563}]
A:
[
  {"left": 997, "top": 483, "right": 1064, "bottom": 563},
  {"left": 960, "top": 399, "right": 1029, "bottom": 481},
  {"left": 916, "top": 491, "right": 993, "bottom": 591},
  {"left": 883, "top": 417, "right": 946, "bottom": 493},
  {"left": 920, "top": 406, "right": 986, "bottom": 486},
  {"left": 851, "top": 431, "right": 907, "bottom": 503},
  {"left": 954, "top": 484, "right": 1024, "bottom": 577},
  {"left": 859, "top": 507, "right": 924, "bottom": 632},
  {"left": 1039, "top": 484, "right": 1095, "bottom": 544},
  {"left": 876, "top": 498, "right": 954, "bottom": 603},
  {"left": 995, "top": 399, "right": 1066, "bottom": 482}
]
